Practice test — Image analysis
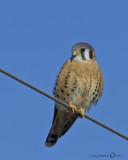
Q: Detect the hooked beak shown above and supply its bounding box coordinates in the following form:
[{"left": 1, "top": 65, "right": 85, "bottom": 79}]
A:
[
  {"left": 73, "top": 51, "right": 79, "bottom": 56},
  {"left": 70, "top": 51, "right": 80, "bottom": 62}
]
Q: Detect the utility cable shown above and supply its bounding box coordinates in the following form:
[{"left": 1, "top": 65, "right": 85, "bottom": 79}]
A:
[{"left": 0, "top": 68, "right": 128, "bottom": 141}]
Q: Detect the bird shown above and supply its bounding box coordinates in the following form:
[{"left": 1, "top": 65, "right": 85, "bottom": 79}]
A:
[{"left": 45, "top": 42, "right": 103, "bottom": 147}]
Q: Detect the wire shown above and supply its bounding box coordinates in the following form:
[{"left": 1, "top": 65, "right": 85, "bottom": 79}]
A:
[{"left": 0, "top": 68, "right": 128, "bottom": 141}]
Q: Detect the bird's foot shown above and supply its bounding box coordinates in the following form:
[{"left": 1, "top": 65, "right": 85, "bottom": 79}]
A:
[
  {"left": 69, "top": 102, "right": 77, "bottom": 114},
  {"left": 78, "top": 108, "right": 85, "bottom": 119}
]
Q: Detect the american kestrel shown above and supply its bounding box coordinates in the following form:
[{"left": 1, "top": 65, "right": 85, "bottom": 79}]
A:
[{"left": 45, "top": 43, "right": 103, "bottom": 147}]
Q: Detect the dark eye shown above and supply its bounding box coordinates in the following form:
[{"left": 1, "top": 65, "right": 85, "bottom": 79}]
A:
[
  {"left": 89, "top": 49, "right": 93, "bottom": 59},
  {"left": 80, "top": 48, "right": 85, "bottom": 52}
]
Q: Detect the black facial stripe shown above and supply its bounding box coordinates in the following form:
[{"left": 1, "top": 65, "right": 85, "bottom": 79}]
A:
[
  {"left": 81, "top": 52, "right": 85, "bottom": 60},
  {"left": 70, "top": 55, "right": 77, "bottom": 62},
  {"left": 89, "top": 50, "right": 93, "bottom": 59}
]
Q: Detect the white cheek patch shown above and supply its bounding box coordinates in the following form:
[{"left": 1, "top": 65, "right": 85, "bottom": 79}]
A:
[
  {"left": 73, "top": 55, "right": 82, "bottom": 61},
  {"left": 84, "top": 49, "right": 90, "bottom": 60}
]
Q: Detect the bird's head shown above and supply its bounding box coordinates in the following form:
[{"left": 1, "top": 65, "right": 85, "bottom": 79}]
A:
[{"left": 71, "top": 43, "right": 95, "bottom": 62}]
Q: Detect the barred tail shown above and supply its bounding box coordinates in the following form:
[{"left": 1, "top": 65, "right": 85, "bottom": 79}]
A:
[{"left": 45, "top": 129, "right": 58, "bottom": 147}]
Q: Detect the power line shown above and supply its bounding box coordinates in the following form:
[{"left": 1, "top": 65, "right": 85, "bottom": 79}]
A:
[{"left": 0, "top": 68, "right": 128, "bottom": 141}]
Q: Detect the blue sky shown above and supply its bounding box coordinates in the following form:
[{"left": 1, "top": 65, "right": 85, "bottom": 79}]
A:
[{"left": 0, "top": 0, "right": 128, "bottom": 159}]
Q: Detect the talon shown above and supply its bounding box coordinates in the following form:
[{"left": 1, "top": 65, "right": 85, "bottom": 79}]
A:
[
  {"left": 78, "top": 108, "right": 85, "bottom": 119},
  {"left": 69, "top": 102, "right": 77, "bottom": 114}
]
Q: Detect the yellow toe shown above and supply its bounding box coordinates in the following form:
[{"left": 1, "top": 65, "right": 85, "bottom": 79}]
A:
[
  {"left": 69, "top": 102, "right": 77, "bottom": 114},
  {"left": 78, "top": 108, "right": 85, "bottom": 119}
]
